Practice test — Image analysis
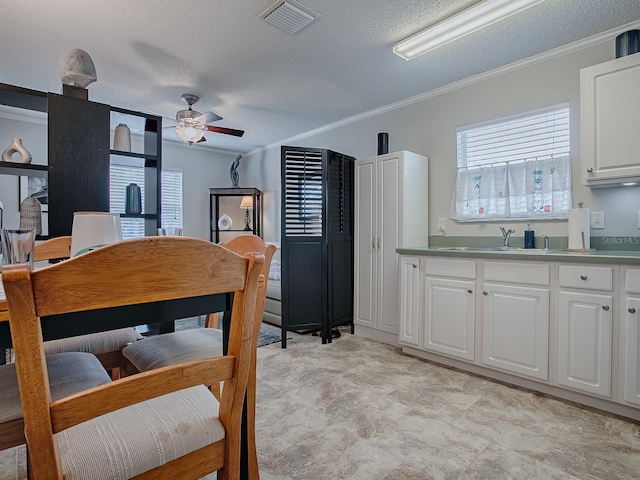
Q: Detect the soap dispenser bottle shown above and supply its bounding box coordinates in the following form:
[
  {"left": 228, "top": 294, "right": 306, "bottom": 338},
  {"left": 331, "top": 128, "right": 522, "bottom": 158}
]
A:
[{"left": 524, "top": 224, "right": 534, "bottom": 249}]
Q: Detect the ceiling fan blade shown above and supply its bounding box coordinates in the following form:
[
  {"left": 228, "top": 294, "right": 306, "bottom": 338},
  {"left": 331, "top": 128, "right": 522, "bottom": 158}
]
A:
[
  {"left": 196, "top": 136, "right": 207, "bottom": 143},
  {"left": 203, "top": 125, "right": 245, "bottom": 137},
  {"left": 195, "top": 111, "right": 222, "bottom": 124}
]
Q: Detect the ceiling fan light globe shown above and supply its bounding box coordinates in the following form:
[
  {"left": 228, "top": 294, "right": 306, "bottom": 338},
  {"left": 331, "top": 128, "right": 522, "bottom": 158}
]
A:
[{"left": 176, "top": 126, "right": 205, "bottom": 145}]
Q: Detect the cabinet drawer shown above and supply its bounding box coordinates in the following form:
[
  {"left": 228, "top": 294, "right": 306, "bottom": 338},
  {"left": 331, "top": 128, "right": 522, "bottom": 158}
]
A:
[
  {"left": 483, "top": 261, "right": 549, "bottom": 286},
  {"left": 626, "top": 268, "right": 640, "bottom": 294},
  {"left": 559, "top": 265, "right": 612, "bottom": 291},
  {"left": 424, "top": 257, "right": 476, "bottom": 279}
]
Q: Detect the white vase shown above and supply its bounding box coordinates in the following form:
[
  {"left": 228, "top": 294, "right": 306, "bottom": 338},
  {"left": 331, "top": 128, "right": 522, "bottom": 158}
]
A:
[
  {"left": 218, "top": 213, "right": 232, "bottom": 230},
  {"left": 2, "top": 138, "right": 32, "bottom": 164},
  {"left": 113, "top": 123, "right": 131, "bottom": 152}
]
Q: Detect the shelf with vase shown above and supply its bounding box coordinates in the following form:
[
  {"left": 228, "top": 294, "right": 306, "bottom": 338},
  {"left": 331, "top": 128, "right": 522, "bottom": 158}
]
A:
[{"left": 109, "top": 106, "right": 161, "bottom": 237}]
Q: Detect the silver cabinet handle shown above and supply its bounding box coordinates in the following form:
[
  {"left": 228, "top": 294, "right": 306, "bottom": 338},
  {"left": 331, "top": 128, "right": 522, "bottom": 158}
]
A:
[
  {"left": 587, "top": 167, "right": 593, "bottom": 172},
  {"left": 580, "top": 275, "right": 588, "bottom": 280},
  {"left": 602, "top": 305, "right": 610, "bottom": 311},
  {"left": 629, "top": 307, "right": 637, "bottom": 314},
  {"left": 378, "top": 238, "right": 381, "bottom": 249},
  {"left": 468, "top": 289, "right": 473, "bottom": 294},
  {"left": 372, "top": 238, "right": 375, "bottom": 249},
  {"left": 483, "top": 291, "right": 488, "bottom": 296}
]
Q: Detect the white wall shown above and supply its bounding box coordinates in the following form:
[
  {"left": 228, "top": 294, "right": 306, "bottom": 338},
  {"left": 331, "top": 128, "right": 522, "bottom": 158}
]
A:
[
  {"left": 0, "top": 113, "right": 241, "bottom": 239},
  {"left": 244, "top": 38, "right": 640, "bottom": 243}
]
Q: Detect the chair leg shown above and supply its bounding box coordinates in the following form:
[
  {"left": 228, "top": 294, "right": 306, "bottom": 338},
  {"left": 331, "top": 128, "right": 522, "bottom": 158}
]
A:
[
  {"left": 247, "top": 349, "right": 260, "bottom": 480},
  {"left": 205, "top": 312, "right": 220, "bottom": 329}
]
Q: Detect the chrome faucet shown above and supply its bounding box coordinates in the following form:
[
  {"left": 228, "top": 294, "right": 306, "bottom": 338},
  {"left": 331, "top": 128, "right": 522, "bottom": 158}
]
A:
[
  {"left": 500, "top": 227, "right": 515, "bottom": 247},
  {"left": 543, "top": 235, "right": 550, "bottom": 251}
]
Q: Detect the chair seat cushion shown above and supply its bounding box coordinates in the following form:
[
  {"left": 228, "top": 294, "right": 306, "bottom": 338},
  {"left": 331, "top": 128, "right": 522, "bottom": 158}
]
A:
[
  {"left": 122, "top": 329, "right": 223, "bottom": 372},
  {"left": 56, "top": 385, "right": 224, "bottom": 480},
  {"left": 43, "top": 327, "right": 142, "bottom": 356},
  {"left": 0, "top": 352, "right": 111, "bottom": 423}
]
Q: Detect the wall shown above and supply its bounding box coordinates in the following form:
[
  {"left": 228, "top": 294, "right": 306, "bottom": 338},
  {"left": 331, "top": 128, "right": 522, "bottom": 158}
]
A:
[
  {"left": 0, "top": 112, "right": 240, "bottom": 240},
  {"left": 244, "top": 38, "right": 640, "bottom": 244}
]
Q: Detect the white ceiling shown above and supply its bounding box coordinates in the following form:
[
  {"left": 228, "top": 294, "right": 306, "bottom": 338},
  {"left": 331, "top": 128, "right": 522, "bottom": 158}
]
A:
[{"left": 1, "top": 0, "right": 639, "bottom": 155}]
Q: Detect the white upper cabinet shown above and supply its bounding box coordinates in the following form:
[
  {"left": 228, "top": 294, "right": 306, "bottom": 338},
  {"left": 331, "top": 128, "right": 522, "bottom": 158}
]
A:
[{"left": 581, "top": 53, "right": 640, "bottom": 186}]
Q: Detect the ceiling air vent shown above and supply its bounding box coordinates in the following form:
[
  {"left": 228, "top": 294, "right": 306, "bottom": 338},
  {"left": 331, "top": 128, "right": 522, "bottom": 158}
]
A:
[{"left": 260, "top": 0, "right": 321, "bottom": 35}]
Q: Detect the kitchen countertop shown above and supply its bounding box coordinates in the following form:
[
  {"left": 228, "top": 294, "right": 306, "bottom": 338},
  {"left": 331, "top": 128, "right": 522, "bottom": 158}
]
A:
[{"left": 397, "top": 246, "right": 640, "bottom": 265}]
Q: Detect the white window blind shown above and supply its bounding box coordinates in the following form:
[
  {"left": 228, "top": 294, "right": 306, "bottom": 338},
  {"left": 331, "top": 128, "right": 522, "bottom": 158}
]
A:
[
  {"left": 451, "top": 104, "right": 571, "bottom": 221},
  {"left": 110, "top": 165, "right": 182, "bottom": 239}
]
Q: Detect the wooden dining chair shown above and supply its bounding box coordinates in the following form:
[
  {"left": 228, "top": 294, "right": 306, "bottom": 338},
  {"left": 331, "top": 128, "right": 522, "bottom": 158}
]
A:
[
  {"left": 0, "top": 236, "right": 116, "bottom": 451},
  {"left": 34, "top": 236, "right": 142, "bottom": 380},
  {"left": 2, "top": 236, "right": 263, "bottom": 479},
  {"left": 122, "top": 234, "right": 276, "bottom": 480}
]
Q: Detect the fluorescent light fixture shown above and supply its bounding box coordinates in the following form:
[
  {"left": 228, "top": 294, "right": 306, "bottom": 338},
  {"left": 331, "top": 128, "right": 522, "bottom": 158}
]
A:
[
  {"left": 622, "top": 182, "right": 638, "bottom": 186},
  {"left": 393, "top": 0, "right": 545, "bottom": 60},
  {"left": 176, "top": 126, "right": 205, "bottom": 145}
]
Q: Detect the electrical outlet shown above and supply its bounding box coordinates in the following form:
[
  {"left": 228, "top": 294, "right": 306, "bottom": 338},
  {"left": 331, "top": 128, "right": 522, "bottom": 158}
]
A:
[
  {"left": 590, "top": 211, "right": 605, "bottom": 229},
  {"left": 438, "top": 218, "right": 446, "bottom": 232}
]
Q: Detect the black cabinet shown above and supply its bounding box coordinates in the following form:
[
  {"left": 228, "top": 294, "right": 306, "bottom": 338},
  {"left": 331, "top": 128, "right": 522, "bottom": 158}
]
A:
[
  {"left": 209, "top": 187, "right": 262, "bottom": 243},
  {"left": 280, "top": 146, "right": 355, "bottom": 346}
]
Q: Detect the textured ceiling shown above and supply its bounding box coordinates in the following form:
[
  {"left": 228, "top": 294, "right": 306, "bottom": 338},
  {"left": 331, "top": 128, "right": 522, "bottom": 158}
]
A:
[{"left": 1, "top": 0, "right": 639, "bottom": 154}]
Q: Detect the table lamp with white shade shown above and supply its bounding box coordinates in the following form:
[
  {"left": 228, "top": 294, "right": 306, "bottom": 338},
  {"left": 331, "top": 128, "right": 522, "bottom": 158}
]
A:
[
  {"left": 70, "top": 212, "right": 122, "bottom": 257},
  {"left": 240, "top": 195, "right": 253, "bottom": 231}
]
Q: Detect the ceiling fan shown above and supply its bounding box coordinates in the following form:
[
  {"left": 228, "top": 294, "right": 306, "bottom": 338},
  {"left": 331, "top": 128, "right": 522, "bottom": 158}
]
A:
[{"left": 168, "top": 94, "right": 245, "bottom": 145}]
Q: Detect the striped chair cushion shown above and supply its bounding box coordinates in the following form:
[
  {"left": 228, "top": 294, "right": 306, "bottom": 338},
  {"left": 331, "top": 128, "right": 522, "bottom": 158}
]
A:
[
  {"left": 0, "top": 352, "right": 111, "bottom": 423},
  {"left": 43, "top": 328, "right": 142, "bottom": 356},
  {"left": 122, "top": 328, "right": 223, "bottom": 372},
  {"left": 57, "top": 385, "right": 224, "bottom": 480}
]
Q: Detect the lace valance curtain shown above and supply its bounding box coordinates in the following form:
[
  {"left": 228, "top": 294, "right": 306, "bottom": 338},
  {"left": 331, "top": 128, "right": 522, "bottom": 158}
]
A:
[{"left": 450, "top": 156, "right": 572, "bottom": 221}]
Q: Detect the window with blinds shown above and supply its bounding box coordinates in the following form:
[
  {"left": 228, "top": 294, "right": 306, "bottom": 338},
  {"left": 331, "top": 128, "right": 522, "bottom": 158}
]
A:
[
  {"left": 283, "top": 149, "right": 323, "bottom": 236},
  {"left": 110, "top": 165, "right": 182, "bottom": 239},
  {"left": 451, "top": 103, "right": 571, "bottom": 221}
]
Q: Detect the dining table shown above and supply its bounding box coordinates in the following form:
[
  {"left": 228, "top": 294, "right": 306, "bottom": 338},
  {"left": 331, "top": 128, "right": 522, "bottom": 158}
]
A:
[{"left": 0, "top": 271, "right": 252, "bottom": 479}]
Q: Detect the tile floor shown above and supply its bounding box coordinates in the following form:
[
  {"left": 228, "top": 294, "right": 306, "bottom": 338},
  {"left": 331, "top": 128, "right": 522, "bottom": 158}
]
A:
[{"left": 1, "top": 327, "right": 639, "bottom": 479}]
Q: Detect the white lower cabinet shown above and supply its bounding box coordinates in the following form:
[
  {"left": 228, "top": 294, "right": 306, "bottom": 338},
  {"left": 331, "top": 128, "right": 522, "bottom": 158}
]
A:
[
  {"left": 558, "top": 291, "right": 613, "bottom": 396},
  {"left": 557, "top": 264, "right": 614, "bottom": 398},
  {"left": 482, "top": 283, "right": 550, "bottom": 380},
  {"left": 621, "top": 267, "right": 640, "bottom": 406},
  {"left": 399, "top": 256, "right": 420, "bottom": 346},
  {"left": 621, "top": 296, "right": 640, "bottom": 406},
  {"left": 417, "top": 257, "right": 477, "bottom": 361},
  {"left": 423, "top": 277, "right": 475, "bottom": 361}
]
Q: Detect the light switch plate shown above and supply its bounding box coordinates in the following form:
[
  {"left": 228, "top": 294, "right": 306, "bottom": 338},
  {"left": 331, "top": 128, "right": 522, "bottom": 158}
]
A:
[
  {"left": 591, "top": 211, "right": 605, "bottom": 229},
  {"left": 438, "top": 218, "right": 446, "bottom": 232}
]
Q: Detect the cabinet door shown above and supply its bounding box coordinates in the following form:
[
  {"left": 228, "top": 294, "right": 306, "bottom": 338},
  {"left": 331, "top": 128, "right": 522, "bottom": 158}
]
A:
[
  {"left": 558, "top": 291, "right": 612, "bottom": 397},
  {"left": 483, "top": 283, "right": 549, "bottom": 380},
  {"left": 424, "top": 277, "right": 475, "bottom": 361},
  {"left": 377, "top": 155, "right": 400, "bottom": 333},
  {"left": 399, "top": 256, "right": 420, "bottom": 346},
  {"left": 621, "top": 297, "right": 640, "bottom": 406},
  {"left": 581, "top": 54, "right": 640, "bottom": 185},
  {"left": 354, "top": 158, "right": 377, "bottom": 328}
]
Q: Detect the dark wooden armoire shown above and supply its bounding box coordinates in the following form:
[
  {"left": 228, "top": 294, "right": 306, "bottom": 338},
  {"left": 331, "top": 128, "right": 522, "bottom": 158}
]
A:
[{"left": 280, "top": 146, "right": 355, "bottom": 346}]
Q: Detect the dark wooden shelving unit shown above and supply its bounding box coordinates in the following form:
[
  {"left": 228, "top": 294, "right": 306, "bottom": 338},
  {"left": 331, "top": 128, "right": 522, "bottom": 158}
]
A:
[
  {"left": 209, "top": 187, "right": 262, "bottom": 243},
  {"left": 0, "top": 82, "right": 162, "bottom": 238}
]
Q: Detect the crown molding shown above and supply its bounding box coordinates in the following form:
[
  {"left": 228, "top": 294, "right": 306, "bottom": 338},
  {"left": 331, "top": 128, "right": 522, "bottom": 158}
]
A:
[{"left": 247, "top": 20, "right": 640, "bottom": 158}]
